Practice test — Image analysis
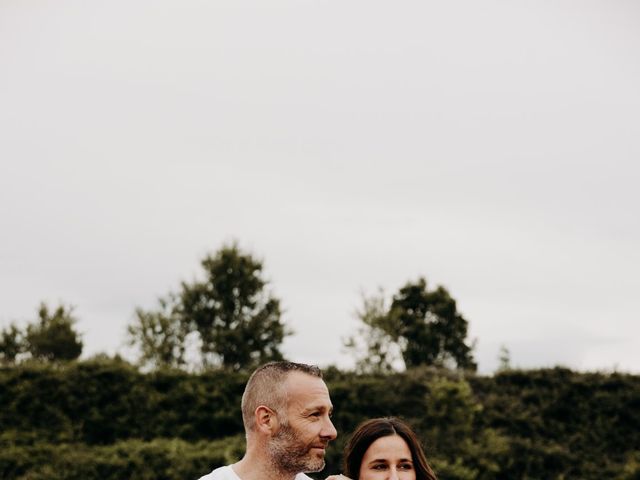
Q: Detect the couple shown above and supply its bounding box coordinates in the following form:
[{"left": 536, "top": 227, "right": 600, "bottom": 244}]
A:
[{"left": 198, "top": 361, "right": 437, "bottom": 480}]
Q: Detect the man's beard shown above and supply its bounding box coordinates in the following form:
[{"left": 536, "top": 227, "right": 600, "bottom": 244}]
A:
[{"left": 267, "top": 423, "right": 326, "bottom": 474}]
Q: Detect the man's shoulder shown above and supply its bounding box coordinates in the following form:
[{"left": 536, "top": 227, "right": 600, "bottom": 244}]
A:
[{"left": 198, "top": 465, "right": 238, "bottom": 480}]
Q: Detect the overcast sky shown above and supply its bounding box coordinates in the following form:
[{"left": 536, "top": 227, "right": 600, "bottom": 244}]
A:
[{"left": 1, "top": 0, "right": 639, "bottom": 374}]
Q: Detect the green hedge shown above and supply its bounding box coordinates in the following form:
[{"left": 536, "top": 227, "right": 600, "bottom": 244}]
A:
[
  {"left": 1, "top": 361, "right": 639, "bottom": 479},
  {"left": 0, "top": 360, "right": 246, "bottom": 444},
  {"left": 0, "top": 436, "right": 245, "bottom": 480}
]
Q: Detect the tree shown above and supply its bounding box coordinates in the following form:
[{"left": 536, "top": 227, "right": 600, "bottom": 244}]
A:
[
  {"left": 25, "top": 303, "right": 83, "bottom": 361},
  {"left": 0, "top": 323, "right": 25, "bottom": 364},
  {"left": 344, "top": 289, "right": 403, "bottom": 374},
  {"left": 180, "top": 244, "right": 289, "bottom": 371},
  {"left": 127, "top": 294, "right": 188, "bottom": 370},
  {"left": 347, "top": 278, "right": 476, "bottom": 371},
  {"left": 497, "top": 344, "right": 512, "bottom": 372},
  {"left": 389, "top": 278, "right": 476, "bottom": 370},
  {"left": 128, "top": 243, "right": 290, "bottom": 371}
]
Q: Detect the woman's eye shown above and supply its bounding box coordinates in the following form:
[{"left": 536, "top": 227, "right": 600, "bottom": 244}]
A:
[
  {"left": 372, "top": 464, "right": 387, "bottom": 470},
  {"left": 399, "top": 463, "right": 413, "bottom": 470}
]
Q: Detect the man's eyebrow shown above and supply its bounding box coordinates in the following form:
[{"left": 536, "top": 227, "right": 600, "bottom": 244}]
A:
[{"left": 303, "top": 404, "right": 333, "bottom": 413}]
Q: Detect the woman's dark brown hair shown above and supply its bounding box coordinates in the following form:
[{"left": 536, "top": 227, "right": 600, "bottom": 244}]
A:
[{"left": 343, "top": 417, "right": 437, "bottom": 480}]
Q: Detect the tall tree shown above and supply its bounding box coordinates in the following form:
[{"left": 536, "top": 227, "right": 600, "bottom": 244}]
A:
[
  {"left": 25, "top": 303, "right": 83, "bottom": 361},
  {"left": 127, "top": 294, "right": 188, "bottom": 370},
  {"left": 347, "top": 278, "right": 476, "bottom": 371},
  {"left": 344, "top": 290, "right": 403, "bottom": 374},
  {"left": 180, "top": 244, "right": 288, "bottom": 371},
  {"left": 129, "top": 243, "right": 290, "bottom": 371},
  {"left": 390, "top": 278, "right": 476, "bottom": 370}
]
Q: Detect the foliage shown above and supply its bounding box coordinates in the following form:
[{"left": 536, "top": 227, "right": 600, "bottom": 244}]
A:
[
  {"left": 344, "top": 290, "right": 403, "bottom": 373},
  {"left": 390, "top": 279, "right": 476, "bottom": 370},
  {"left": 618, "top": 451, "right": 640, "bottom": 480},
  {"left": 496, "top": 345, "right": 511, "bottom": 372},
  {"left": 0, "top": 360, "right": 246, "bottom": 445},
  {"left": 0, "top": 436, "right": 244, "bottom": 480},
  {"left": 0, "top": 303, "right": 82, "bottom": 364},
  {"left": 127, "top": 294, "right": 188, "bottom": 370},
  {"left": 1, "top": 362, "right": 639, "bottom": 479},
  {"left": 181, "top": 244, "right": 288, "bottom": 370},
  {"left": 469, "top": 367, "right": 640, "bottom": 478},
  {"left": 0, "top": 323, "right": 25, "bottom": 364},
  {"left": 129, "top": 243, "right": 289, "bottom": 371},
  {"left": 347, "top": 278, "right": 476, "bottom": 372},
  {"left": 25, "top": 303, "right": 83, "bottom": 362}
]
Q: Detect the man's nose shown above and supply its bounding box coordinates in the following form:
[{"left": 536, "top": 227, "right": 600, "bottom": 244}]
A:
[{"left": 321, "top": 416, "right": 338, "bottom": 440}]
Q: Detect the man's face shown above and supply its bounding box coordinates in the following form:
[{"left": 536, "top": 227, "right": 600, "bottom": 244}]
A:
[{"left": 267, "top": 371, "right": 337, "bottom": 473}]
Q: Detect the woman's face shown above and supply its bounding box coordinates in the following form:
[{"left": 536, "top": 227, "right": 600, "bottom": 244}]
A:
[{"left": 358, "top": 434, "right": 416, "bottom": 480}]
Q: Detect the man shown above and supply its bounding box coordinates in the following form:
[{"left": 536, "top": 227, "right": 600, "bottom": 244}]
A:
[{"left": 198, "top": 361, "right": 338, "bottom": 480}]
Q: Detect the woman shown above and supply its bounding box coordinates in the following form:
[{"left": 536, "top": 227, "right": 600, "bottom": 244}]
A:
[{"left": 327, "top": 417, "right": 437, "bottom": 480}]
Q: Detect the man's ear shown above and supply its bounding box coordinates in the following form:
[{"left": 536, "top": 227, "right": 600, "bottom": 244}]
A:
[{"left": 255, "top": 405, "right": 278, "bottom": 435}]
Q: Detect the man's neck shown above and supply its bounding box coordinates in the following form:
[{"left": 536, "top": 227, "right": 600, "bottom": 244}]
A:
[{"left": 232, "top": 454, "right": 303, "bottom": 480}]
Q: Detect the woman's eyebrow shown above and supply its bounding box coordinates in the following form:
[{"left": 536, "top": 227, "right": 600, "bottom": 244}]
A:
[{"left": 369, "top": 458, "right": 413, "bottom": 464}]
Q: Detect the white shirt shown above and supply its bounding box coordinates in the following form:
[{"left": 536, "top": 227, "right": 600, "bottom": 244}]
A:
[{"left": 198, "top": 465, "right": 313, "bottom": 480}]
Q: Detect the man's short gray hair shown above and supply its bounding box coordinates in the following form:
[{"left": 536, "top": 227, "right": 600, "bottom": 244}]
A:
[{"left": 241, "top": 361, "right": 323, "bottom": 432}]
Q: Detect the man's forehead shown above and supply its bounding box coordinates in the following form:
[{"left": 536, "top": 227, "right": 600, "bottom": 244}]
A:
[
  {"left": 283, "top": 371, "right": 332, "bottom": 406},
  {"left": 283, "top": 370, "right": 328, "bottom": 391}
]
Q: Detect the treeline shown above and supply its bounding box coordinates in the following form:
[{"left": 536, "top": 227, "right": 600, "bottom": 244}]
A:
[
  {"left": 2, "top": 360, "right": 639, "bottom": 479},
  {"left": 3, "top": 243, "right": 639, "bottom": 478},
  {"left": 1, "top": 243, "right": 477, "bottom": 374}
]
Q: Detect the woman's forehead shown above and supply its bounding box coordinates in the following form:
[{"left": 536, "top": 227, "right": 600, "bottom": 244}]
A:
[{"left": 364, "top": 434, "right": 412, "bottom": 460}]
